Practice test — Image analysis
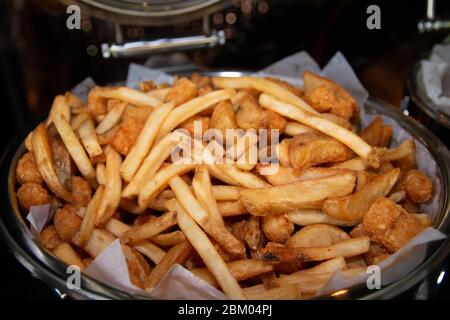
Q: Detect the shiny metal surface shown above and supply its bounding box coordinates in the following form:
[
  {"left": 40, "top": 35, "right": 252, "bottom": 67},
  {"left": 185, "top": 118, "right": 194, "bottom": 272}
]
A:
[
  {"left": 102, "top": 31, "right": 225, "bottom": 58},
  {"left": 1, "top": 71, "right": 449, "bottom": 300}
]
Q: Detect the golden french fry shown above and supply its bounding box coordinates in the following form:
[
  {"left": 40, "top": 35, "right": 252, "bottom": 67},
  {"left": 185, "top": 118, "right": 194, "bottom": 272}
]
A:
[
  {"left": 104, "top": 218, "right": 166, "bottom": 264},
  {"left": 47, "top": 95, "right": 71, "bottom": 126},
  {"left": 96, "top": 163, "right": 106, "bottom": 185},
  {"left": 191, "top": 259, "right": 273, "bottom": 288},
  {"left": 151, "top": 231, "right": 186, "bottom": 246},
  {"left": 332, "top": 157, "right": 368, "bottom": 171},
  {"left": 137, "top": 163, "right": 196, "bottom": 209},
  {"left": 277, "top": 138, "right": 291, "bottom": 168},
  {"left": 144, "top": 241, "right": 193, "bottom": 289},
  {"left": 243, "top": 284, "right": 301, "bottom": 300},
  {"left": 259, "top": 94, "right": 382, "bottom": 168},
  {"left": 119, "top": 198, "right": 145, "bottom": 214},
  {"left": 25, "top": 131, "right": 34, "bottom": 152},
  {"left": 122, "top": 132, "right": 184, "bottom": 198},
  {"left": 239, "top": 173, "right": 356, "bottom": 216},
  {"left": 93, "top": 86, "right": 161, "bottom": 108},
  {"left": 31, "top": 123, "right": 73, "bottom": 202},
  {"left": 285, "top": 210, "right": 359, "bottom": 227},
  {"left": 176, "top": 202, "right": 246, "bottom": 299},
  {"left": 77, "top": 185, "right": 105, "bottom": 247},
  {"left": 121, "top": 102, "right": 175, "bottom": 182},
  {"left": 53, "top": 242, "right": 85, "bottom": 270},
  {"left": 260, "top": 237, "right": 370, "bottom": 263},
  {"left": 147, "top": 87, "right": 170, "bottom": 102},
  {"left": 217, "top": 201, "right": 248, "bottom": 217},
  {"left": 214, "top": 163, "right": 269, "bottom": 189},
  {"left": 53, "top": 113, "right": 96, "bottom": 181},
  {"left": 212, "top": 76, "right": 318, "bottom": 114},
  {"left": 168, "top": 177, "right": 245, "bottom": 255},
  {"left": 70, "top": 112, "right": 90, "bottom": 131},
  {"left": 284, "top": 122, "right": 317, "bottom": 136},
  {"left": 95, "top": 101, "right": 127, "bottom": 134},
  {"left": 73, "top": 228, "right": 115, "bottom": 257},
  {"left": 211, "top": 185, "right": 240, "bottom": 201},
  {"left": 322, "top": 168, "right": 400, "bottom": 221},
  {"left": 382, "top": 140, "right": 415, "bottom": 162},
  {"left": 156, "top": 89, "right": 236, "bottom": 141},
  {"left": 192, "top": 165, "right": 224, "bottom": 225},
  {"left": 96, "top": 147, "right": 122, "bottom": 225},
  {"left": 78, "top": 118, "right": 105, "bottom": 163},
  {"left": 388, "top": 190, "right": 407, "bottom": 203},
  {"left": 121, "top": 211, "right": 177, "bottom": 244},
  {"left": 359, "top": 116, "right": 382, "bottom": 146},
  {"left": 285, "top": 224, "right": 350, "bottom": 248}
]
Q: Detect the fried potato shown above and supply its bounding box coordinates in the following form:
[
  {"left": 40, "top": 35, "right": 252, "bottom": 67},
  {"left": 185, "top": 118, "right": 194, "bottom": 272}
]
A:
[
  {"left": 54, "top": 204, "right": 82, "bottom": 242},
  {"left": 393, "top": 152, "right": 416, "bottom": 171},
  {"left": 16, "top": 152, "right": 43, "bottom": 185},
  {"left": 382, "top": 140, "right": 415, "bottom": 162},
  {"left": 322, "top": 168, "right": 400, "bottom": 221},
  {"left": 262, "top": 215, "right": 294, "bottom": 243},
  {"left": 17, "top": 182, "right": 51, "bottom": 210},
  {"left": 65, "top": 92, "right": 84, "bottom": 112},
  {"left": 277, "top": 138, "right": 291, "bottom": 168},
  {"left": 243, "top": 284, "right": 301, "bottom": 300},
  {"left": 120, "top": 102, "right": 174, "bottom": 182},
  {"left": 284, "top": 122, "right": 317, "bottom": 136},
  {"left": 168, "top": 177, "right": 245, "bottom": 255},
  {"left": 359, "top": 117, "right": 382, "bottom": 146},
  {"left": 403, "top": 169, "right": 433, "bottom": 203},
  {"left": 214, "top": 163, "right": 270, "bottom": 189},
  {"left": 260, "top": 237, "right": 370, "bottom": 263},
  {"left": 165, "top": 77, "right": 198, "bottom": 106},
  {"left": 178, "top": 115, "right": 210, "bottom": 136},
  {"left": 96, "top": 147, "right": 122, "bottom": 225},
  {"left": 121, "top": 211, "right": 177, "bottom": 244},
  {"left": 285, "top": 210, "right": 359, "bottom": 227},
  {"left": 259, "top": 94, "right": 382, "bottom": 168},
  {"left": 151, "top": 231, "right": 186, "bottom": 247},
  {"left": 73, "top": 228, "right": 115, "bottom": 257},
  {"left": 239, "top": 172, "right": 356, "bottom": 215},
  {"left": 303, "top": 71, "right": 359, "bottom": 120},
  {"left": 286, "top": 224, "right": 350, "bottom": 248},
  {"left": 288, "top": 132, "right": 353, "bottom": 169},
  {"left": 78, "top": 118, "right": 105, "bottom": 163},
  {"left": 40, "top": 225, "right": 62, "bottom": 250},
  {"left": 210, "top": 101, "right": 237, "bottom": 136},
  {"left": 217, "top": 201, "right": 248, "bottom": 217},
  {"left": 332, "top": 157, "right": 368, "bottom": 171},
  {"left": 176, "top": 201, "right": 246, "bottom": 299},
  {"left": 379, "top": 125, "right": 393, "bottom": 148},
  {"left": 47, "top": 95, "right": 71, "bottom": 126},
  {"left": 212, "top": 76, "right": 318, "bottom": 114},
  {"left": 53, "top": 242, "right": 85, "bottom": 270},
  {"left": 31, "top": 124, "right": 73, "bottom": 202},
  {"left": 363, "top": 198, "right": 428, "bottom": 253},
  {"left": 77, "top": 185, "right": 104, "bottom": 247},
  {"left": 96, "top": 163, "right": 106, "bottom": 185},
  {"left": 92, "top": 86, "right": 161, "bottom": 108},
  {"left": 95, "top": 100, "right": 127, "bottom": 135}
]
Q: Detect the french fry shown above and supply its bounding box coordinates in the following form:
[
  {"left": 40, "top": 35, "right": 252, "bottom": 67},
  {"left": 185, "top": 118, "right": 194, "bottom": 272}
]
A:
[
  {"left": 382, "top": 140, "right": 415, "bottom": 162},
  {"left": 93, "top": 86, "right": 161, "bottom": 108},
  {"left": 191, "top": 259, "right": 273, "bottom": 288},
  {"left": 322, "top": 168, "right": 400, "bottom": 221},
  {"left": 245, "top": 216, "right": 260, "bottom": 250},
  {"left": 121, "top": 102, "right": 175, "bottom": 182},
  {"left": 284, "top": 122, "right": 316, "bottom": 136},
  {"left": 332, "top": 157, "right": 368, "bottom": 171},
  {"left": 119, "top": 198, "right": 145, "bottom": 214},
  {"left": 53, "top": 242, "right": 85, "bottom": 270},
  {"left": 47, "top": 95, "right": 71, "bottom": 126},
  {"left": 53, "top": 113, "right": 96, "bottom": 181},
  {"left": 147, "top": 87, "right": 170, "bottom": 101},
  {"left": 73, "top": 228, "right": 115, "bottom": 257},
  {"left": 121, "top": 211, "right": 177, "bottom": 244},
  {"left": 388, "top": 190, "right": 407, "bottom": 203},
  {"left": 285, "top": 224, "right": 350, "bottom": 248},
  {"left": 277, "top": 138, "right": 291, "bottom": 168},
  {"left": 144, "top": 241, "right": 193, "bottom": 289},
  {"left": 95, "top": 101, "right": 127, "bottom": 134},
  {"left": 78, "top": 118, "right": 105, "bottom": 163},
  {"left": 25, "top": 131, "right": 33, "bottom": 152},
  {"left": 260, "top": 237, "right": 370, "bottom": 263},
  {"left": 138, "top": 163, "right": 196, "bottom": 209},
  {"left": 77, "top": 185, "right": 104, "bottom": 247},
  {"left": 218, "top": 201, "right": 248, "bottom": 217},
  {"left": 176, "top": 203, "right": 246, "bottom": 299},
  {"left": 104, "top": 218, "right": 166, "bottom": 264},
  {"left": 96, "top": 163, "right": 106, "bottom": 185},
  {"left": 122, "top": 132, "right": 184, "bottom": 198},
  {"left": 359, "top": 116, "right": 382, "bottom": 146},
  {"left": 239, "top": 173, "right": 356, "bottom": 216},
  {"left": 214, "top": 163, "right": 269, "bottom": 189},
  {"left": 243, "top": 284, "right": 301, "bottom": 300},
  {"left": 211, "top": 185, "right": 240, "bottom": 201},
  {"left": 96, "top": 147, "right": 122, "bottom": 225},
  {"left": 31, "top": 124, "right": 73, "bottom": 202},
  {"left": 70, "top": 112, "right": 90, "bottom": 131},
  {"left": 151, "top": 231, "right": 186, "bottom": 246},
  {"left": 259, "top": 94, "right": 383, "bottom": 168},
  {"left": 212, "top": 76, "right": 318, "bottom": 114},
  {"left": 192, "top": 165, "right": 224, "bottom": 225},
  {"left": 285, "top": 210, "right": 359, "bottom": 227},
  {"left": 156, "top": 89, "right": 236, "bottom": 141},
  {"left": 379, "top": 126, "right": 393, "bottom": 148},
  {"left": 168, "top": 177, "right": 245, "bottom": 255}
]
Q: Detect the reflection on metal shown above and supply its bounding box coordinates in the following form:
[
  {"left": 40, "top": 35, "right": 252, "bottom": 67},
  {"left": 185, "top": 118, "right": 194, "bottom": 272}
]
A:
[{"left": 418, "top": 0, "right": 450, "bottom": 33}]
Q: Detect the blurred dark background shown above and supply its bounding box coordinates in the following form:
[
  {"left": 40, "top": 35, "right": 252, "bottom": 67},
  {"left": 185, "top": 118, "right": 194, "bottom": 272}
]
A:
[{"left": 0, "top": 0, "right": 449, "bottom": 299}]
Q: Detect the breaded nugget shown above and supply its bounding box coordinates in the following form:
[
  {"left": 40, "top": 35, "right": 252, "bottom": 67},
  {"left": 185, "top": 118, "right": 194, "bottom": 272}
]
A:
[
  {"left": 54, "top": 204, "right": 82, "bottom": 242},
  {"left": 350, "top": 223, "right": 390, "bottom": 265},
  {"left": 403, "top": 169, "right": 433, "bottom": 204},
  {"left": 40, "top": 225, "right": 62, "bottom": 250},
  {"left": 17, "top": 183, "right": 51, "bottom": 210},
  {"left": 262, "top": 214, "right": 294, "bottom": 243},
  {"left": 139, "top": 80, "right": 155, "bottom": 92},
  {"left": 71, "top": 176, "right": 92, "bottom": 206},
  {"left": 303, "top": 71, "right": 359, "bottom": 120},
  {"left": 87, "top": 87, "right": 107, "bottom": 116},
  {"left": 363, "top": 198, "right": 427, "bottom": 253},
  {"left": 16, "top": 152, "right": 43, "bottom": 184},
  {"left": 288, "top": 132, "right": 353, "bottom": 169},
  {"left": 210, "top": 101, "right": 237, "bottom": 136},
  {"left": 166, "top": 77, "right": 197, "bottom": 106},
  {"left": 178, "top": 115, "right": 210, "bottom": 137}
]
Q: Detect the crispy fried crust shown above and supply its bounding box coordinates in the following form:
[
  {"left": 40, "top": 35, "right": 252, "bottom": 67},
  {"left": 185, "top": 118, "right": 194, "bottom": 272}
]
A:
[
  {"left": 362, "top": 198, "right": 427, "bottom": 253},
  {"left": 71, "top": 176, "right": 92, "bottom": 207},
  {"left": 17, "top": 182, "right": 51, "bottom": 210},
  {"left": 262, "top": 214, "right": 295, "bottom": 243},
  {"left": 403, "top": 169, "right": 433, "bottom": 204},
  {"left": 54, "top": 204, "right": 82, "bottom": 242},
  {"left": 16, "top": 152, "right": 43, "bottom": 185},
  {"left": 40, "top": 225, "right": 62, "bottom": 250},
  {"left": 166, "top": 77, "right": 198, "bottom": 106}
]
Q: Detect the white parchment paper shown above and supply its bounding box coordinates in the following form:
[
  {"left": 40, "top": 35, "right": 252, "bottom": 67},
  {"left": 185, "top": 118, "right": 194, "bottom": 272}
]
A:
[{"left": 26, "top": 51, "right": 447, "bottom": 299}]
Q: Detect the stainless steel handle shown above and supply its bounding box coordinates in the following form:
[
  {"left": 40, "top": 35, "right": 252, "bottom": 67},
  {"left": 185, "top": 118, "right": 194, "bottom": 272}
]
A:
[
  {"left": 101, "top": 30, "right": 225, "bottom": 59},
  {"left": 417, "top": 0, "right": 450, "bottom": 33}
]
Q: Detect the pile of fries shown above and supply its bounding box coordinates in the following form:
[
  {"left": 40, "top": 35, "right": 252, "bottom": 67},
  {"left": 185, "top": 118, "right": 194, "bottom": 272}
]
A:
[{"left": 15, "top": 71, "right": 434, "bottom": 299}]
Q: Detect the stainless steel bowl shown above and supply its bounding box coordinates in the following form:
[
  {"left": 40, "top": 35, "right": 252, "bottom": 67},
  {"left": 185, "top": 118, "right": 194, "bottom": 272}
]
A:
[{"left": 1, "top": 71, "right": 450, "bottom": 300}]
